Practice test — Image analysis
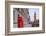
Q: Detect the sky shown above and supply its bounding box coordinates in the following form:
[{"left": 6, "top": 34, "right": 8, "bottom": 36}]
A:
[{"left": 28, "top": 8, "right": 39, "bottom": 21}]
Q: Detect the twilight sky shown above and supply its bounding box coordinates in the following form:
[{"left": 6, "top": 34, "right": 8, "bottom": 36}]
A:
[{"left": 28, "top": 8, "right": 39, "bottom": 21}]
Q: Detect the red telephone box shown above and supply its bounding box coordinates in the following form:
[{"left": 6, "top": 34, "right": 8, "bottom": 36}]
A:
[{"left": 18, "top": 15, "right": 23, "bottom": 28}]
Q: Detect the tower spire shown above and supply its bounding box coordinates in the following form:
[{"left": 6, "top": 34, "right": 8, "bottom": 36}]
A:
[{"left": 34, "top": 12, "right": 36, "bottom": 21}]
